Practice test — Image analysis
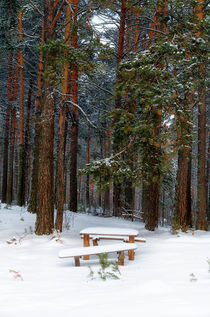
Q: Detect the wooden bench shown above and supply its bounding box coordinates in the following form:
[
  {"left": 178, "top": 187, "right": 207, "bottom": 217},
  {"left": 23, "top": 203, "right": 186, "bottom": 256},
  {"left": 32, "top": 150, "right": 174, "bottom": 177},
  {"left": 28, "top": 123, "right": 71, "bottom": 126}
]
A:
[
  {"left": 80, "top": 227, "right": 139, "bottom": 260},
  {"left": 58, "top": 243, "right": 137, "bottom": 267},
  {"left": 81, "top": 235, "right": 146, "bottom": 246}
]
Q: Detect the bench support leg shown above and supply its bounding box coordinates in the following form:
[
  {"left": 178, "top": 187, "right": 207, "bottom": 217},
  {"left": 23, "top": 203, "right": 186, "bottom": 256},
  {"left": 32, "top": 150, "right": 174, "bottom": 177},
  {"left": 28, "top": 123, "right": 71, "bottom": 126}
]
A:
[
  {"left": 74, "top": 256, "right": 80, "bottom": 267},
  {"left": 83, "top": 234, "right": 90, "bottom": 260},
  {"left": 128, "top": 236, "right": 135, "bottom": 260},
  {"left": 92, "top": 238, "right": 98, "bottom": 246},
  {"left": 118, "top": 251, "right": 124, "bottom": 266}
]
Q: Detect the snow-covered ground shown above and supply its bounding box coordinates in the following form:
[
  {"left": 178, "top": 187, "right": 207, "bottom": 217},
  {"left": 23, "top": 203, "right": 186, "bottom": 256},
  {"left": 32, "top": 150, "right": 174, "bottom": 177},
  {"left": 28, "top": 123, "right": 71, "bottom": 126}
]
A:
[{"left": 0, "top": 204, "right": 210, "bottom": 317}]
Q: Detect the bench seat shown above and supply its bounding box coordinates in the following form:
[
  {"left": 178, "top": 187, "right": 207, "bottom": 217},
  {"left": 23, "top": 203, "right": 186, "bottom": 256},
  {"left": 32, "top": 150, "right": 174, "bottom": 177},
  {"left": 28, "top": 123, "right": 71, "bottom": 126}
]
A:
[
  {"left": 80, "top": 234, "right": 146, "bottom": 245},
  {"left": 59, "top": 243, "right": 137, "bottom": 266}
]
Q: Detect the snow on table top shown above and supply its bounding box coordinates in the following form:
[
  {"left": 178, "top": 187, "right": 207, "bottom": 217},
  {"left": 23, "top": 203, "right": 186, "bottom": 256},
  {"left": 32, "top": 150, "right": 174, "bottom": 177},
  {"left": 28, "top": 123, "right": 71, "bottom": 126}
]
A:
[
  {"left": 80, "top": 227, "right": 139, "bottom": 236},
  {"left": 59, "top": 243, "right": 137, "bottom": 258}
]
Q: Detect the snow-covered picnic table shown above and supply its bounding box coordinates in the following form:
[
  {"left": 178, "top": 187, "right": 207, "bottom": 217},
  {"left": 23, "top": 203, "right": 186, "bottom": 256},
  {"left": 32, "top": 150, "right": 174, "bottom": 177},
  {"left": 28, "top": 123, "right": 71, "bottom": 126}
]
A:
[{"left": 80, "top": 227, "right": 139, "bottom": 260}]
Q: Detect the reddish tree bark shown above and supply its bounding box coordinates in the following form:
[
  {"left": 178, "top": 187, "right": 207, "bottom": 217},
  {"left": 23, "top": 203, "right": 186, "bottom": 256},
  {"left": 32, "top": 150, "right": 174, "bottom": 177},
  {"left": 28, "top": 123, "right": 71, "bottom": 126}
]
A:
[
  {"left": 35, "top": 0, "right": 58, "bottom": 235},
  {"left": 28, "top": 18, "right": 45, "bottom": 213},
  {"left": 56, "top": 4, "right": 71, "bottom": 232}
]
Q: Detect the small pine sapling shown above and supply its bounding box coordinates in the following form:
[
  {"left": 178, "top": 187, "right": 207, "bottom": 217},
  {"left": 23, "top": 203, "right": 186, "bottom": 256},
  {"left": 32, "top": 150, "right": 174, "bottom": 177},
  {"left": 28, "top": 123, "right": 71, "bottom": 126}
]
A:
[{"left": 88, "top": 253, "right": 121, "bottom": 281}]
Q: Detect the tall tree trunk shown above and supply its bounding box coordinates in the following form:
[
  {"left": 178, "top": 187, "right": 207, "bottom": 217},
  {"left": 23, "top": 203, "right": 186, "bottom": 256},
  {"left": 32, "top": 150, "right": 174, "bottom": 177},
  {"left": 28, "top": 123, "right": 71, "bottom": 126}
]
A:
[
  {"left": 207, "top": 131, "right": 210, "bottom": 220},
  {"left": 28, "top": 19, "right": 45, "bottom": 213},
  {"left": 14, "top": 124, "right": 19, "bottom": 200},
  {"left": 6, "top": 108, "right": 16, "bottom": 205},
  {"left": 98, "top": 131, "right": 103, "bottom": 210},
  {"left": 35, "top": 0, "right": 57, "bottom": 235},
  {"left": 144, "top": 182, "right": 159, "bottom": 231},
  {"left": 113, "top": 0, "right": 126, "bottom": 217},
  {"left": 6, "top": 54, "right": 18, "bottom": 205},
  {"left": 17, "top": 8, "right": 25, "bottom": 206},
  {"left": 142, "top": 2, "right": 167, "bottom": 231},
  {"left": 24, "top": 81, "right": 33, "bottom": 204},
  {"left": 56, "top": 4, "right": 71, "bottom": 232},
  {"left": 104, "top": 130, "right": 110, "bottom": 215},
  {"left": 195, "top": 0, "right": 208, "bottom": 230},
  {"left": 2, "top": 54, "right": 13, "bottom": 203},
  {"left": 86, "top": 128, "right": 90, "bottom": 213},
  {"left": 174, "top": 149, "right": 192, "bottom": 230},
  {"left": 69, "top": 0, "right": 79, "bottom": 212},
  {"left": 173, "top": 70, "right": 193, "bottom": 230}
]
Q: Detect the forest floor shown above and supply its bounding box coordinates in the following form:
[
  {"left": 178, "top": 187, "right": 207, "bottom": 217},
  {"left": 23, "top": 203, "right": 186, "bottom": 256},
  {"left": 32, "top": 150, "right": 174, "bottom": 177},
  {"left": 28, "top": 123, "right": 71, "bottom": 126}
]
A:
[{"left": 0, "top": 204, "right": 210, "bottom": 317}]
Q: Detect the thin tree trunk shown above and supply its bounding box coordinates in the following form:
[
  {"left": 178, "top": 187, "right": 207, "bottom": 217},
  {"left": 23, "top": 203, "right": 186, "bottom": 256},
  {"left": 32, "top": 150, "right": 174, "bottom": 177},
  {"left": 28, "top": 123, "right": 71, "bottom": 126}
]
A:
[
  {"left": 207, "top": 131, "right": 210, "bottom": 219},
  {"left": 28, "top": 18, "right": 45, "bottom": 213},
  {"left": 113, "top": 0, "right": 126, "bottom": 217},
  {"left": 104, "top": 131, "right": 110, "bottom": 215},
  {"left": 196, "top": 89, "right": 207, "bottom": 230},
  {"left": 6, "top": 54, "right": 18, "bottom": 205},
  {"left": 174, "top": 149, "right": 192, "bottom": 231},
  {"left": 195, "top": 0, "right": 208, "bottom": 230},
  {"left": 24, "top": 81, "right": 33, "bottom": 204},
  {"left": 2, "top": 54, "right": 13, "bottom": 203},
  {"left": 6, "top": 108, "right": 16, "bottom": 205},
  {"left": 56, "top": 4, "right": 71, "bottom": 232},
  {"left": 69, "top": 0, "right": 79, "bottom": 213},
  {"left": 86, "top": 128, "right": 90, "bottom": 213},
  {"left": 17, "top": 8, "right": 25, "bottom": 206},
  {"left": 14, "top": 124, "right": 19, "bottom": 200}
]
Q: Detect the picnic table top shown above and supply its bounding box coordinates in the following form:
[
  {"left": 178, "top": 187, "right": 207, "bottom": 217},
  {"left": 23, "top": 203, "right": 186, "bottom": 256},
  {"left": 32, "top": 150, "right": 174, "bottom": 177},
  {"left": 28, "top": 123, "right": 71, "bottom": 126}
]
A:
[
  {"left": 59, "top": 243, "right": 137, "bottom": 258},
  {"left": 80, "top": 227, "right": 139, "bottom": 237}
]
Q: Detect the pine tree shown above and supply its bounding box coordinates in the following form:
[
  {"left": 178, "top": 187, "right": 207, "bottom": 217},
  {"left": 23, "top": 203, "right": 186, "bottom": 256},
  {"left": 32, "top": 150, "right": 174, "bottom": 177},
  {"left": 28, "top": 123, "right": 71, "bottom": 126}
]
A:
[{"left": 35, "top": 0, "right": 58, "bottom": 235}]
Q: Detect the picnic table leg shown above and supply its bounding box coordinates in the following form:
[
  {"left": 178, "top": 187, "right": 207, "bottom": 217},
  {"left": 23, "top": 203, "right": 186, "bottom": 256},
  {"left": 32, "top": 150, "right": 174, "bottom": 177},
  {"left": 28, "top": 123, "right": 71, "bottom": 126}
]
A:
[
  {"left": 118, "top": 251, "right": 124, "bottom": 266},
  {"left": 74, "top": 256, "right": 80, "bottom": 267},
  {"left": 92, "top": 238, "right": 98, "bottom": 246},
  {"left": 83, "top": 234, "right": 90, "bottom": 260},
  {"left": 128, "top": 235, "right": 135, "bottom": 260}
]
